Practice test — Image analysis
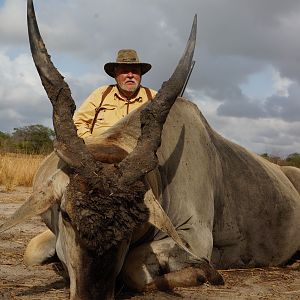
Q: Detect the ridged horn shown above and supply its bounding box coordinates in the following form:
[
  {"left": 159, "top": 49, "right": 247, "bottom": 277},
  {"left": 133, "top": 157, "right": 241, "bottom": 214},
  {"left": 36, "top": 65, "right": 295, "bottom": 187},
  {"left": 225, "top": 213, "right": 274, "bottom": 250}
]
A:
[{"left": 27, "top": 0, "right": 101, "bottom": 174}]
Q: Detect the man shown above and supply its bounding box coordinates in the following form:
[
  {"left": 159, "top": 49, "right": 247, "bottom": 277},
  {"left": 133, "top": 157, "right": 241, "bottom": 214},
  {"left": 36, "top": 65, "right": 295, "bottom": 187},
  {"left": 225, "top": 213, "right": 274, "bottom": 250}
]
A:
[{"left": 73, "top": 49, "right": 157, "bottom": 138}]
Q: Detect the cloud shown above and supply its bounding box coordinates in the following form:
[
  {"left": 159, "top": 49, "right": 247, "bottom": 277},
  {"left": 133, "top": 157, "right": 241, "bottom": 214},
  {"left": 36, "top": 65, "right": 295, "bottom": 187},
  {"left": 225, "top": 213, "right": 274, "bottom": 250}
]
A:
[
  {"left": 265, "top": 83, "right": 300, "bottom": 122},
  {"left": 272, "top": 70, "right": 293, "bottom": 97},
  {"left": 1, "top": 0, "right": 300, "bottom": 156},
  {"left": 0, "top": 0, "right": 26, "bottom": 48},
  {"left": 217, "top": 92, "right": 267, "bottom": 119},
  {"left": 0, "top": 51, "right": 52, "bottom": 131}
]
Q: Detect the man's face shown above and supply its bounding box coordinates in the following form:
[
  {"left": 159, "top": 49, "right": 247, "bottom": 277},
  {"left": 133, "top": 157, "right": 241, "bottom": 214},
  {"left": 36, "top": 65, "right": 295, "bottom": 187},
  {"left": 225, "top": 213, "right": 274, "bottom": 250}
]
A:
[{"left": 115, "top": 65, "right": 142, "bottom": 96}]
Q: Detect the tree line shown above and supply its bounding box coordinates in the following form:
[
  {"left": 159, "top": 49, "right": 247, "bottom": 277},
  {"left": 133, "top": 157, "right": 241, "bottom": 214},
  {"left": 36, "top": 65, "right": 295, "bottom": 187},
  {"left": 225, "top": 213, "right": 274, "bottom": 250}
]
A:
[
  {"left": 0, "top": 124, "right": 54, "bottom": 155},
  {"left": 0, "top": 124, "right": 300, "bottom": 168},
  {"left": 261, "top": 153, "right": 300, "bottom": 168}
]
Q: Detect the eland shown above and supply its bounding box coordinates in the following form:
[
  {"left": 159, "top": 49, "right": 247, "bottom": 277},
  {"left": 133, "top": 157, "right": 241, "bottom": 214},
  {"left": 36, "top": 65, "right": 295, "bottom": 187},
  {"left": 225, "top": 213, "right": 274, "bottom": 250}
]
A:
[{"left": 2, "top": 1, "right": 300, "bottom": 299}]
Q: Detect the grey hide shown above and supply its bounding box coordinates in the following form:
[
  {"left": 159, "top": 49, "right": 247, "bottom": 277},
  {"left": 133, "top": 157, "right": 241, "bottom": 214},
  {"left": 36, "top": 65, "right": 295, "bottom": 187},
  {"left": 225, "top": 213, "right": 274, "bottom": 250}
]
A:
[{"left": 35, "top": 97, "right": 300, "bottom": 270}]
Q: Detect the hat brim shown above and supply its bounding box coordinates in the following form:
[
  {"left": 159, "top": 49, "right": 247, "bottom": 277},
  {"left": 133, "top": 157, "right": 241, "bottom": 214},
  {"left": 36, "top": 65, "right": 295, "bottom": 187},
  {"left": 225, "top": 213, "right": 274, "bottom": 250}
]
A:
[{"left": 104, "top": 62, "right": 152, "bottom": 78}]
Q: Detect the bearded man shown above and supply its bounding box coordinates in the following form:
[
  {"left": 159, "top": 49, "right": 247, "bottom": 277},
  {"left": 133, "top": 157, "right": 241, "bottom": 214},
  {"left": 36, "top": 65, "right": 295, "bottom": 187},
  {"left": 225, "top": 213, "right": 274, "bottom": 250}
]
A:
[{"left": 74, "top": 49, "right": 157, "bottom": 138}]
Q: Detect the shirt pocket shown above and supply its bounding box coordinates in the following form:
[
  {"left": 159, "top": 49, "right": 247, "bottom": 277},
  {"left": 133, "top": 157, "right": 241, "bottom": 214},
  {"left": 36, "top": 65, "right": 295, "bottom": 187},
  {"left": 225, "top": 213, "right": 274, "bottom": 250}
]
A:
[{"left": 96, "top": 104, "right": 116, "bottom": 126}]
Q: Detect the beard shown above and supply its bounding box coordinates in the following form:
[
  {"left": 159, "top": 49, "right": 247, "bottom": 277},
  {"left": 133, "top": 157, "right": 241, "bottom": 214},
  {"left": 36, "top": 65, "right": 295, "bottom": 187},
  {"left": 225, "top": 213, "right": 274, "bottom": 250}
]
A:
[{"left": 117, "top": 78, "right": 140, "bottom": 94}]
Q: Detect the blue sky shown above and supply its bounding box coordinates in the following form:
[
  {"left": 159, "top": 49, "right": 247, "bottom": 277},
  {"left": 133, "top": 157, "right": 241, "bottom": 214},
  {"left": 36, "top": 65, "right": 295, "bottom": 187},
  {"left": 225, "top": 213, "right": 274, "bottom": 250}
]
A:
[
  {"left": 240, "top": 66, "right": 275, "bottom": 99},
  {"left": 1, "top": 0, "right": 300, "bottom": 156}
]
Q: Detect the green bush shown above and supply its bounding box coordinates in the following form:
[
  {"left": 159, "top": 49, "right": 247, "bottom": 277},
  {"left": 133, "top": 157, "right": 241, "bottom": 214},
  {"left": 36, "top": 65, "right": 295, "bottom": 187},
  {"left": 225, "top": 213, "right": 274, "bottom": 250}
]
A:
[
  {"left": 285, "top": 153, "right": 300, "bottom": 168},
  {"left": 0, "top": 124, "right": 55, "bottom": 155}
]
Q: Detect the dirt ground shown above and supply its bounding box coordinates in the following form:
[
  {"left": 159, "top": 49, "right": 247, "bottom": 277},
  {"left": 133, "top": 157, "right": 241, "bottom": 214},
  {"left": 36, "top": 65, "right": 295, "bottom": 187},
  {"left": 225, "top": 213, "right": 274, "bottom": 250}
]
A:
[{"left": 1, "top": 186, "right": 300, "bottom": 300}]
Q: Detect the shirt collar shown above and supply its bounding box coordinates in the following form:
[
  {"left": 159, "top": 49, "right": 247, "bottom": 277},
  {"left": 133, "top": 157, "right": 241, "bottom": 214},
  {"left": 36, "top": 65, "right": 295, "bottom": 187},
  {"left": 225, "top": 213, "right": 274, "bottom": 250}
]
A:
[{"left": 113, "top": 85, "right": 144, "bottom": 103}]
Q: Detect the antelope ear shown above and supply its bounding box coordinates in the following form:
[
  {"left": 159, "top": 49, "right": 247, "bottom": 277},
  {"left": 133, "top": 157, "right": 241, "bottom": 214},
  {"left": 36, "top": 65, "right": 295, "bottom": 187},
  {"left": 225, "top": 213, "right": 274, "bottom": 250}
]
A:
[
  {"left": 0, "top": 170, "right": 68, "bottom": 233},
  {"left": 144, "top": 190, "right": 199, "bottom": 259}
]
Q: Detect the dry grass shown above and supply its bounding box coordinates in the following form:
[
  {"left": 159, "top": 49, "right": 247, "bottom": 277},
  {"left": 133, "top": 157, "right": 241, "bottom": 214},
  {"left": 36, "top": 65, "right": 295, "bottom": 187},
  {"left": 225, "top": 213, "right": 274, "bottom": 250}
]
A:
[{"left": 0, "top": 153, "right": 45, "bottom": 191}]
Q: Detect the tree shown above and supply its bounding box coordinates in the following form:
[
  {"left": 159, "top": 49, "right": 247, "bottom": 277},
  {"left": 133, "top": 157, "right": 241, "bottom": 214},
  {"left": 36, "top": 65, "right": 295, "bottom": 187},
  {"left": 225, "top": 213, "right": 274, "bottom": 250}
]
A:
[
  {"left": 286, "top": 153, "right": 300, "bottom": 168},
  {"left": 261, "top": 152, "right": 300, "bottom": 169},
  {"left": 260, "top": 153, "right": 284, "bottom": 165},
  {"left": 0, "top": 130, "right": 10, "bottom": 151},
  {"left": 0, "top": 131, "right": 9, "bottom": 142},
  {"left": 11, "top": 124, "right": 55, "bottom": 154}
]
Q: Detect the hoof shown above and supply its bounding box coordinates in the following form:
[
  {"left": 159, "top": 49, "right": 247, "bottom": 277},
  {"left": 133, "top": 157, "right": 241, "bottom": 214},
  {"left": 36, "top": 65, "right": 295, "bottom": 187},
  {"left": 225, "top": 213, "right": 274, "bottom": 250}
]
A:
[{"left": 143, "top": 266, "right": 215, "bottom": 291}]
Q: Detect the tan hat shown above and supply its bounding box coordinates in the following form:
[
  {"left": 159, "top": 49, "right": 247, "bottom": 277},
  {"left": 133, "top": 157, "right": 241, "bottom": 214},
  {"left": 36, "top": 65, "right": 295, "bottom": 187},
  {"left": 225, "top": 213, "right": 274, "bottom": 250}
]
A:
[{"left": 104, "top": 49, "right": 152, "bottom": 78}]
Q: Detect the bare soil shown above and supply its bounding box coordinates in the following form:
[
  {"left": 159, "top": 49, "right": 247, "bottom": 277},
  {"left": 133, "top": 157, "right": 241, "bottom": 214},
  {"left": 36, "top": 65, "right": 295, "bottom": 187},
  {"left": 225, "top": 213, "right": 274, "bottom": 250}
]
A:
[{"left": 1, "top": 186, "right": 300, "bottom": 300}]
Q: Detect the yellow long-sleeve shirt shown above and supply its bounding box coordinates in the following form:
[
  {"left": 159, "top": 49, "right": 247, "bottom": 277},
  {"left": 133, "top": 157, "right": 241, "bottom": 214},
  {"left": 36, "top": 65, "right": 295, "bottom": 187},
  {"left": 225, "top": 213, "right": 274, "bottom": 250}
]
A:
[{"left": 73, "top": 85, "right": 157, "bottom": 138}]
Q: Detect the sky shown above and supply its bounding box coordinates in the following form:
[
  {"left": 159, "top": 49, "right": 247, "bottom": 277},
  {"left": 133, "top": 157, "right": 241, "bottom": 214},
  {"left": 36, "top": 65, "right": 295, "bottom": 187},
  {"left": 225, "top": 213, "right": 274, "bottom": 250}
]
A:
[{"left": 1, "top": 0, "right": 300, "bottom": 157}]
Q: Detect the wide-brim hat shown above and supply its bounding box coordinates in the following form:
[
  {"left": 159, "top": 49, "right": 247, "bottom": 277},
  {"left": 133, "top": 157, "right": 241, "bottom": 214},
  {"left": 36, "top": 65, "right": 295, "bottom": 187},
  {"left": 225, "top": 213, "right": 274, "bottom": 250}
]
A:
[{"left": 104, "top": 49, "right": 152, "bottom": 78}]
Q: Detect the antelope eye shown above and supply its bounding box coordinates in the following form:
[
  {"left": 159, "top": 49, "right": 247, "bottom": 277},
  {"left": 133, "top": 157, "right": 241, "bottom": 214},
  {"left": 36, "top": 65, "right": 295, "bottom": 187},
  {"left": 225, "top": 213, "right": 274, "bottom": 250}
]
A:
[{"left": 61, "top": 209, "right": 72, "bottom": 222}]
